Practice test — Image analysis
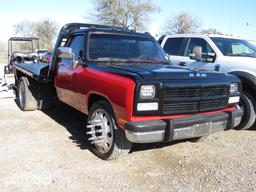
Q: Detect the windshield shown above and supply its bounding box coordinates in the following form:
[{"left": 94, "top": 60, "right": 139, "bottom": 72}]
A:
[
  {"left": 88, "top": 33, "right": 168, "bottom": 63},
  {"left": 211, "top": 37, "right": 256, "bottom": 57}
]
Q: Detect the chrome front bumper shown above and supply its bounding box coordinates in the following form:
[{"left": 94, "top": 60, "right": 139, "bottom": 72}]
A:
[{"left": 125, "top": 107, "right": 243, "bottom": 143}]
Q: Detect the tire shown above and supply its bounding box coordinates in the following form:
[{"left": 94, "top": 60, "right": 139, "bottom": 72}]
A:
[
  {"left": 32, "top": 56, "right": 38, "bottom": 63},
  {"left": 87, "top": 100, "right": 132, "bottom": 160},
  {"left": 17, "top": 77, "right": 37, "bottom": 111},
  {"left": 235, "top": 91, "right": 256, "bottom": 130}
]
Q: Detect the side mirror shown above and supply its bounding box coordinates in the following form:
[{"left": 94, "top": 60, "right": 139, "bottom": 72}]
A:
[
  {"left": 189, "top": 46, "right": 202, "bottom": 61},
  {"left": 165, "top": 53, "right": 172, "bottom": 65},
  {"left": 56, "top": 47, "right": 73, "bottom": 59}
]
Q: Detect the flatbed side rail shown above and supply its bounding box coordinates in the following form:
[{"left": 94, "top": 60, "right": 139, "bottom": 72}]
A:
[{"left": 14, "top": 65, "right": 35, "bottom": 79}]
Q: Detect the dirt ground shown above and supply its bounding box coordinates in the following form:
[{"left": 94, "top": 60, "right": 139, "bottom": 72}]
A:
[{"left": 0, "top": 96, "right": 255, "bottom": 192}]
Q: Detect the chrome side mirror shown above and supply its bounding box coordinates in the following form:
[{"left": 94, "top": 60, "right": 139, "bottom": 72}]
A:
[
  {"left": 189, "top": 46, "right": 202, "bottom": 61},
  {"left": 56, "top": 47, "right": 73, "bottom": 59},
  {"left": 165, "top": 53, "right": 173, "bottom": 65}
]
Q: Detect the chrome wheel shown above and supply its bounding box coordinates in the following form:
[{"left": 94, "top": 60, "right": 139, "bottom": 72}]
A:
[{"left": 87, "top": 108, "right": 114, "bottom": 154}]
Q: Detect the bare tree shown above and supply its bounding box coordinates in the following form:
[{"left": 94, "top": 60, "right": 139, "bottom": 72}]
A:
[
  {"left": 0, "top": 41, "right": 8, "bottom": 63},
  {"left": 92, "top": 0, "right": 158, "bottom": 30},
  {"left": 13, "top": 19, "right": 58, "bottom": 50},
  {"left": 35, "top": 19, "right": 58, "bottom": 50},
  {"left": 201, "top": 28, "right": 223, "bottom": 35},
  {"left": 13, "top": 20, "right": 36, "bottom": 37},
  {"left": 165, "top": 12, "right": 201, "bottom": 34}
]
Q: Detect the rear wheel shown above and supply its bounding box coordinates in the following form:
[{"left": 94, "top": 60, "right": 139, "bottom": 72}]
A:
[
  {"left": 17, "top": 77, "right": 37, "bottom": 111},
  {"left": 236, "top": 91, "right": 256, "bottom": 130},
  {"left": 87, "top": 100, "right": 132, "bottom": 160}
]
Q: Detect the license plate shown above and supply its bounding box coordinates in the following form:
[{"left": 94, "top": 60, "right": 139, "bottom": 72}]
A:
[{"left": 193, "top": 122, "right": 211, "bottom": 136}]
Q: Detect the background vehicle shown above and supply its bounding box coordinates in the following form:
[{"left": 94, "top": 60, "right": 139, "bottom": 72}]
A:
[
  {"left": 160, "top": 34, "right": 256, "bottom": 130},
  {"left": 37, "top": 49, "right": 48, "bottom": 61},
  {"left": 8, "top": 37, "right": 40, "bottom": 65},
  {"left": 41, "top": 51, "right": 53, "bottom": 63},
  {"left": 13, "top": 23, "right": 242, "bottom": 160}
]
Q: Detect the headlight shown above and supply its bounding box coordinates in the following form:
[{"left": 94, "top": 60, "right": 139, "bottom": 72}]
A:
[
  {"left": 140, "top": 85, "right": 155, "bottom": 99},
  {"left": 229, "top": 83, "right": 239, "bottom": 95}
]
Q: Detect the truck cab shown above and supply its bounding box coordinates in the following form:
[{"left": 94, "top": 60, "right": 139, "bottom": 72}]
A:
[{"left": 14, "top": 24, "right": 243, "bottom": 160}]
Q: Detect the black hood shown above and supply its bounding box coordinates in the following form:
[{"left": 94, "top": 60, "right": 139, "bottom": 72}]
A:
[{"left": 107, "top": 63, "right": 228, "bottom": 80}]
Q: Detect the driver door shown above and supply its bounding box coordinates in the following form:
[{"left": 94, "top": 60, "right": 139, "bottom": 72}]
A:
[{"left": 55, "top": 35, "right": 85, "bottom": 109}]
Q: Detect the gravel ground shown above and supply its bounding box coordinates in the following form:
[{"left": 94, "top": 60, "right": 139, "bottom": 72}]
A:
[{"left": 0, "top": 97, "right": 255, "bottom": 192}]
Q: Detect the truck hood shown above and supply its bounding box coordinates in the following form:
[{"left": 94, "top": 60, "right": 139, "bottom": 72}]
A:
[{"left": 109, "top": 63, "right": 229, "bottom": 80}]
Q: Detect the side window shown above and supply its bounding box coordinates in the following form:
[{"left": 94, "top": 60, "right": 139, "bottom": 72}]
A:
[
  {"left": 184, "top": 38, "right": 215, "bottom": 56},
  {"left": 163, "top": 38, "right": 185, "bottom": 56},
  {"left": 67, "top": 35, "right": 85, "bottom": 60}
]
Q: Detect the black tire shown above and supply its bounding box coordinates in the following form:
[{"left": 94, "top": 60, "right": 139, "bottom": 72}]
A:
[
  {"left": 87, "top": 100, "right": 132, "bottom": 160},
  {"left": 17, "top": 57, "right": 22, "bottom": 63},
  {"left": 236, "top": 91, "right": 256, "bottom": 130},
  {"left": 17, "top": 77, "right": 37, "bottom": 111},
  {"left": 32, "top": 56, "right": 38, "bottom": 63}
]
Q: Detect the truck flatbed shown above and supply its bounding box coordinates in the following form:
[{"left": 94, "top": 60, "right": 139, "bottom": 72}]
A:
[{"left": 14, "top": 63, "right": 50, "bottom": 82}]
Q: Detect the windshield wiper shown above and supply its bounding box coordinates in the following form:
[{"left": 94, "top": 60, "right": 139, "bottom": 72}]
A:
[
  {"left": 127, "top": 57, "right": 169, "bottom": 64},
  {"left": 94, "top": 57, "right": 169, "bottom": 64},
  {"left": 95, "top": 57, "right": 128, "bottom": 62}
]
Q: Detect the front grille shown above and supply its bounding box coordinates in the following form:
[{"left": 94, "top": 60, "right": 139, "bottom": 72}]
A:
[
  {"left": 200, "top": 99, "right": 227, "bottom": 111},
  {"left": 163, "top": 102, "right": 198, "bottom": 114},
  {"left": 202, "top": 86, "right": 228, "bottom": 98},
  {"left": 164, "top": 87, "right": 200, "bottom": 98},
  {"left": 163, "top": 85, "right": 228, "bottom": 115}
]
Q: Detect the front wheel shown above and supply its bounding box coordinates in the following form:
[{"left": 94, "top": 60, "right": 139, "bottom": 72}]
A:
[
  {"left": 236, "top": 92, "right": 256, "bottom": 130},
  {"left": 87, "top": 100, "right": 132, "bottom": 160}
]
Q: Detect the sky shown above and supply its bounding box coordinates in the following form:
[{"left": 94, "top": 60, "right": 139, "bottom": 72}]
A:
[{"left": 0, "top": 0, "right": 255, "bottom": 42}]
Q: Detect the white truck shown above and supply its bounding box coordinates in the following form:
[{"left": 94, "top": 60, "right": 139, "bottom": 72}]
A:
[{"left": 159, "top": 34, "right": 256, "bottom": 130}]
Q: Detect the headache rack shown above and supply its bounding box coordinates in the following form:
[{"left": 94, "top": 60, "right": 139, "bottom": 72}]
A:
[{"left": 60, "top": 23, "right": 136, "bottom": 36}]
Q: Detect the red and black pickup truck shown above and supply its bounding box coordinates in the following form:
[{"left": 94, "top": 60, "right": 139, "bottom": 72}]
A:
[{"left": 13, "top": 23, "right": 243, "bottom": 160}]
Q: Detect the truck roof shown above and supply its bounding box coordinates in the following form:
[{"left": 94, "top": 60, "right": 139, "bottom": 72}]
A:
[
  {"left": 62, "top": 23, "right": 152, "bottom": 38},
  {"left": 9, "top": 37, "right": 39, "bottom": 41},
  {"left": 162, "top": 33, "right": 241, "bottom": 40}
]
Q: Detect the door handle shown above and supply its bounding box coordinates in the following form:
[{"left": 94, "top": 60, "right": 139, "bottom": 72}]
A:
[{"left": 179, "top": 62, "right": 186, "bottom": 66}]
